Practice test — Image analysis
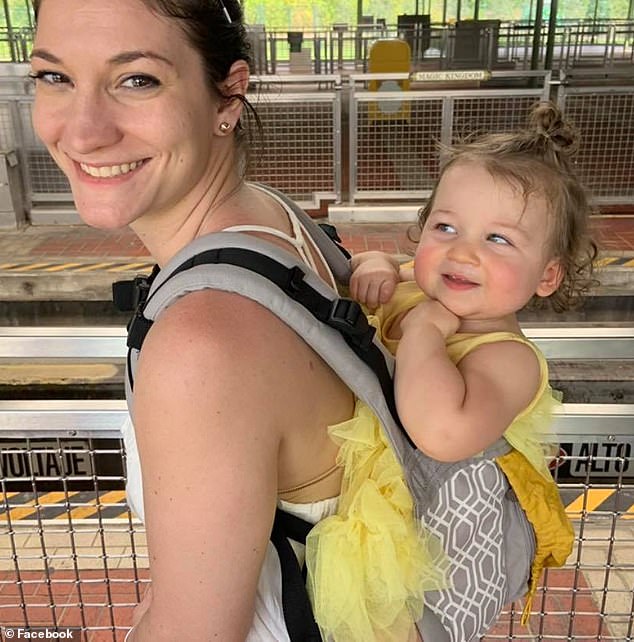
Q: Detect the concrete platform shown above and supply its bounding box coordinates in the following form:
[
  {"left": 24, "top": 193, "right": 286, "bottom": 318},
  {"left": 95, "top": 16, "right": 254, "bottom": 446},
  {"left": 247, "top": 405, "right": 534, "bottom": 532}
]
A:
[{"left": 0, "top": 215, "right": 633, "bottom": 301}]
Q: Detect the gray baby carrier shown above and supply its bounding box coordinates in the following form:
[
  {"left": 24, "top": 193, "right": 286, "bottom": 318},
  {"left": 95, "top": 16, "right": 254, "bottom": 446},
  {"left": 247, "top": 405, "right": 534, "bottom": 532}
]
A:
[{"left": 114, "top": 184, "right": 536, "bottom": 642}]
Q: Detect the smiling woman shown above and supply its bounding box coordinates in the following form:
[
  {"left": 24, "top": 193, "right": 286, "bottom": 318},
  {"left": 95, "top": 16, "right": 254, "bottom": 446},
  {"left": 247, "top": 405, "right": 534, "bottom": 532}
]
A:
[{"left": 28, "top": 1, "right": 363, "bottom": 642}]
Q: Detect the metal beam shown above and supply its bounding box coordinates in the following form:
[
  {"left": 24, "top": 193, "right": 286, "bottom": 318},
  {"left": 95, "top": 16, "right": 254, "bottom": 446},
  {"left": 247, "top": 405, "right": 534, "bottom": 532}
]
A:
[
  {"left": 544, "top": 0, "right": 559, "bottom": 70},
  {"left": 530, "top": 0, "right": 545, "bottom": 70}
]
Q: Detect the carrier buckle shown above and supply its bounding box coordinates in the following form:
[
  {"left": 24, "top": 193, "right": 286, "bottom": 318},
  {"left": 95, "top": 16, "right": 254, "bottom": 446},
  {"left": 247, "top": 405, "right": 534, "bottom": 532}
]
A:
[{"left": 329, "top": 299, "right": 375, "bottom": 350}]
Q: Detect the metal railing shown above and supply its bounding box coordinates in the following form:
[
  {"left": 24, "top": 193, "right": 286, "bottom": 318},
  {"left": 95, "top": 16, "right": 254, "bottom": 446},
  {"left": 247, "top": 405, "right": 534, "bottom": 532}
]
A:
[
  {"left": 0, "top": 73, "right": 343, "bottom": 212},
  {"left": 348, "top": 70, "right": 552, "bottom": 203},
  {"left": 557, "top": 74, "right": 634, "bottom": 204},
  {"left": 0, "top": 69, "right": 632, "bottom": 221},
  {"left": 1, "top": 324, "right": 633, "bottom": 639},
  {"left": 2, "top": 19, "right": 633, "bottom": 72},
  {"left": 1, "top": 406, "right": 634, "bottom": 640},
  {"left": 2, "top": 324, "right": 634, "bottom": 361}
]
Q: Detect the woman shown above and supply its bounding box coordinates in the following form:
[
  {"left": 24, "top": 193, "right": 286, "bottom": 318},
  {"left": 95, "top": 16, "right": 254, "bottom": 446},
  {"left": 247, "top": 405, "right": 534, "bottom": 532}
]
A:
[{"left": 30, "top": 1, "right": 355, "bottom": 640}]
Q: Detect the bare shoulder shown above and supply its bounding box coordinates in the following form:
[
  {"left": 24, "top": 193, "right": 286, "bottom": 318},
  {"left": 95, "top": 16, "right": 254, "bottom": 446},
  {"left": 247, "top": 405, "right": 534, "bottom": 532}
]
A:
[{"left": 136, "top": 289, "right": 306, "bottom": 418}]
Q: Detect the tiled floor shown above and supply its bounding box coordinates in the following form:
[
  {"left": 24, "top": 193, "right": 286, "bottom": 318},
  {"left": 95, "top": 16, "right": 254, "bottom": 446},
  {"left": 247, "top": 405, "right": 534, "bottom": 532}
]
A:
[{"left": 1, "top": 215, "right": 633, "bottom": 262}]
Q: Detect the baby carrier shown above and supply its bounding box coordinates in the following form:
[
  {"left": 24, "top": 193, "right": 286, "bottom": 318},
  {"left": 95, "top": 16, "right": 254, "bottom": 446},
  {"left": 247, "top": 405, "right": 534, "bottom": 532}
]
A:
[{"left": 114, "top": 184, "right": 569, "bottom": 642}]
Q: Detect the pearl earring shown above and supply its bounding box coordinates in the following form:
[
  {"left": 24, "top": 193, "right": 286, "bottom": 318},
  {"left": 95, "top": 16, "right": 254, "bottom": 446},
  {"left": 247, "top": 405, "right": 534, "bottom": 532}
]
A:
[{"left": 219, "top": 122, "right": 232, "bottom": 133}]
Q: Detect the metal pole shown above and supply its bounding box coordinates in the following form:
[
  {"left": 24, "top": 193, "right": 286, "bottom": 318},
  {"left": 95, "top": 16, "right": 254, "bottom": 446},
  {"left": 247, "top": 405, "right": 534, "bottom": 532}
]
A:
[
  {"left": 544, "top": 0, "right": 558, "bottom": 70},
  {"left": 1, "top": 0, "right": 16, "bottom": 62},
  {"left": 530, "top": 0, "right": 545, "bottom": 70},
  {"left": 356, "top": 0, "right": 363, "bottom": 65},
  {"left": 474, "top": 0, "right": 480, "bottom": 20},
  {"left": 456, "top": 0, "right": 462, "bottom": 22},
  {"left": 629, "top": 0, "right": 634, "bottom": 21}
]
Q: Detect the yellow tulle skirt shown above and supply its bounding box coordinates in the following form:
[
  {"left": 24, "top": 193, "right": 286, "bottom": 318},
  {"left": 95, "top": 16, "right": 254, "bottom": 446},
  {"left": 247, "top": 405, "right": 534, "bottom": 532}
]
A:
[{"left": 305, "top": 400, "right": 447, "bottom": 642}]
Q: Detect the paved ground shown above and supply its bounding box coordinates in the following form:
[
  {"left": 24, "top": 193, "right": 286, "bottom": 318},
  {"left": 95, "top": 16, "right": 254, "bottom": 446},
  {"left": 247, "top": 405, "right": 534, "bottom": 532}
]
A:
[{"left": 0, "top": 215, "right": 632, "bottom": 301}]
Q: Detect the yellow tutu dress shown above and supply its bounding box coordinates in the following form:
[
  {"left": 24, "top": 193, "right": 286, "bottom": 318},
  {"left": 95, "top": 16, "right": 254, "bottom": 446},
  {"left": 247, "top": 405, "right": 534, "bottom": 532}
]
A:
[
  {"left": 305, "top": 400, "right": 448, "bottom": 642},
  {"left": 368, "top": 280, "right": 574, "bottom": 624}
]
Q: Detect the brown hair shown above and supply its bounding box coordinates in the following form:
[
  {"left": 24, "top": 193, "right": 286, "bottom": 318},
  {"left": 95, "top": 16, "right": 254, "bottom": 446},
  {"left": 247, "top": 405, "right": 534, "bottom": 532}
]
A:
[{"left": 415, "top": 101, "right": 598, "bottom": 312}]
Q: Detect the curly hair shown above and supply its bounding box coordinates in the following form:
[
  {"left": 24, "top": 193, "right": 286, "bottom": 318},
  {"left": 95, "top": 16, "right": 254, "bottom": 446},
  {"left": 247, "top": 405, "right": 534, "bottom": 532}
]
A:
[{"left": 413, "top": 101, "right": 598, "bottom": 312}]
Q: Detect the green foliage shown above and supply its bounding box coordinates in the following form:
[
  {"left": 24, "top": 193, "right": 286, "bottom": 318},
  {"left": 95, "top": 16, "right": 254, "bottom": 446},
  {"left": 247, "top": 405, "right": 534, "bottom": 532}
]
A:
[
  {"left": 1, "top": 0, "right": 629, "bottom": 31},
  {"left": 243, "top": 0, "right": 631, "bottom": 25}
]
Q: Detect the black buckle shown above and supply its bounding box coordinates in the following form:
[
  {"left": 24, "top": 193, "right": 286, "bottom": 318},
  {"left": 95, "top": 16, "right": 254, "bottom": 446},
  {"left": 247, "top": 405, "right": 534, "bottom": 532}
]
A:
[
  {"left": 285, "top": 265, "right": 306, "bottom": 295},
  {"left": 328, "top": 298, "right": 375, "bottom": 350},
  {"left": 112, "top": 274, "right": 154, "bottom": 312}
]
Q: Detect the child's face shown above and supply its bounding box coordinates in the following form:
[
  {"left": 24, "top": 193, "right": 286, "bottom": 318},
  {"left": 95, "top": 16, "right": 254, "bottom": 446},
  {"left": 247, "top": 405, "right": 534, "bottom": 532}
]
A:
[{"left": 414, "top": 161, "right": 563, "bottom": 324}]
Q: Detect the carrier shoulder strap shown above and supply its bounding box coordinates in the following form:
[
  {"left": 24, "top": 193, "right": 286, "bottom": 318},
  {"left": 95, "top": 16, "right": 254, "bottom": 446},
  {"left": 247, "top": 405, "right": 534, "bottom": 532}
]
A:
[{"left": 117, "top": 230, "right": 413, "bottom": 453}]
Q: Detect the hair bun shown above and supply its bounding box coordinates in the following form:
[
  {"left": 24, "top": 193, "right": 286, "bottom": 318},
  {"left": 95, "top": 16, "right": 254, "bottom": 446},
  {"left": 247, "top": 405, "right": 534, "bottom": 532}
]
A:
[{"left": 529, "top": 102, "right": 578, "bottom": 155}]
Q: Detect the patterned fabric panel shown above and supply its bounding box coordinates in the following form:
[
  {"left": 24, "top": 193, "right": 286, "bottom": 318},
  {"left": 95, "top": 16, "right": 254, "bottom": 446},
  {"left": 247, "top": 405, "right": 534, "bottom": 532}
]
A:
[{"left": 420, "top": 461, "right": 511, "bottom": 642}]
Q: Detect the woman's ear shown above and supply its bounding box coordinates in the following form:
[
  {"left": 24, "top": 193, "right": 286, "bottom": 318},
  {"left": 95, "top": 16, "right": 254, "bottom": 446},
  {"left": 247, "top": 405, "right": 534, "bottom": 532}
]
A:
[
  {"left": 215, "top": 60, "right": 250, "bottom": 132},
  {"left": 535, "top": 258, "right": 564, "bottom": 297}
]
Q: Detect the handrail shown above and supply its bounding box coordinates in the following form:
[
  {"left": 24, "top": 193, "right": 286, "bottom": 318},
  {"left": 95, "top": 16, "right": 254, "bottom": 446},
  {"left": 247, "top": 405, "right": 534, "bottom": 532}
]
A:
[
  {"left": 0, "top": 399, "right": 631, "bottom": 443},
  {"left": 1, "top": 325, "right": 633, "bottom": 360}
]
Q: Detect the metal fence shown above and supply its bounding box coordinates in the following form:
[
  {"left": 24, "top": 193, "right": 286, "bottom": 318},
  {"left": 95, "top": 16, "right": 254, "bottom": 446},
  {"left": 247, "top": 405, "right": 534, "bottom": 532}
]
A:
[
  {"left": 0, "top": 74, "right": 343, "bottom": 213},
  {"left": 1, "top": 403, "right": 633, "bottom": 641},
  {"left": 0, "top": 69, "right": 632, "bottom": 223},
  {"left": 347, "top": 69, "right": 634, "bottom": 206},
  {"left": 3, "top": 19, "right": 633, "bottom": 73},
  {"left": 557, "top": 76, "right": 634, "bottom": 204},
  {"left": 1, "top": 326, "right": 633, "bottom": 640},
  {"left": 348, "top": 70, "right": 551, "bottom": 202}
]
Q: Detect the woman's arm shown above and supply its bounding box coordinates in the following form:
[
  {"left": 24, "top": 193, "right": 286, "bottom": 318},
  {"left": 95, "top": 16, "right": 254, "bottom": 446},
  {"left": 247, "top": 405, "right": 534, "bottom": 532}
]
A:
[
  {"left": 127, "top": 290, "right": 289, "bottom": 641},
  {"left": 395, "top": 301, "right": 541, "bottom": 462}
]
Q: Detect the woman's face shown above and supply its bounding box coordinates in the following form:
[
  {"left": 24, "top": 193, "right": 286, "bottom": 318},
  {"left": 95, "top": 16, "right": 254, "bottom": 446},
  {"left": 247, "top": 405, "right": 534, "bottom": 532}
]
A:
[{"left": 31, "top": 0, "right": 228, "bottom": 230}]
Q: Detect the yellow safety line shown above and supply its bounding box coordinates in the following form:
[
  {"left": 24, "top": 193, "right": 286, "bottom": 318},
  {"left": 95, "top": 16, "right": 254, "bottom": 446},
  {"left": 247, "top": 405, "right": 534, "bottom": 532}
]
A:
[
  {"left": 6, "top": 262, "right": 53, "bottom": 271},
  {"left": 108, "top": 263, "right": 152, "bottom": 273},
  {"left": 624, "top": 258, "right": 634, "bottom": 267},
  {"left": 42, "top": 262, "right": 84, "bottom": 272},
  {"left": 72, "top": 262, "right": 117, "bottom": 272},
  {"left": 0, "top": 491, "right": 75, "bottom": 521},
  {"left": 63, "top": 490, "right": 127, "bottom": 520},
  {"left": 0, "top": 263, "right": 18, "bottom": 269},
  {"left": 594, "top": 257, "right": 618, "bottom": 267},
  {"left": 565, "top": 489, "right": 615, "bottom": 516}
]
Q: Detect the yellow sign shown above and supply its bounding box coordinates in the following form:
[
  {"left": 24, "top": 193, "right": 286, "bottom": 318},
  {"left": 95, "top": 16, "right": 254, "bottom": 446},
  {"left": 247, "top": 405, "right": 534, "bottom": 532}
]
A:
[{"left": 368, "top": 39, "right": 411, "bottom": 122}]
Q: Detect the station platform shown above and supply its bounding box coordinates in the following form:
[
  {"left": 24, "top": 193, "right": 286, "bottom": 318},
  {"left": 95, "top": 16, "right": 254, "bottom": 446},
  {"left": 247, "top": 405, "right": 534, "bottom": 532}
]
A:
[{"left": 0, "top": 214, "right": 633, "bottom": 301}]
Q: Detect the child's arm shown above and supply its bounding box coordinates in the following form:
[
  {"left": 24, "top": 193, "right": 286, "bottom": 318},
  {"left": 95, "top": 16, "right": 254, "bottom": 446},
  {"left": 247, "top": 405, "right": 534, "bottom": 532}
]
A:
[
  {"left": 349, "top": 251, "right": 412, "bottom": 309},
  {"left": 395, "top": 301, "right": 542, "bottom": 462},
  {"left": 349, "top": 251, "right": 400, "bottom": 309}
]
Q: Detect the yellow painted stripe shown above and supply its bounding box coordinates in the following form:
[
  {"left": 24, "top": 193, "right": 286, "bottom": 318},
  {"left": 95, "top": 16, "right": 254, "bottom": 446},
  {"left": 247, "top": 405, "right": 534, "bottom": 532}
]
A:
[
  {"left": 619, "top": 502, "right": 634, "bottom": 520},
  {"left": 0, "top": 491, "right": 74, "bottom": 521},
  {"left": 72, "top": 262, "right": 117, "bottom": 272},
  {"left": 42, "top": 262, "right": 84, "bottom": 272},
  {"left": 594, "top": 257, "right": 618, "bottom": 267},
  {"left": 624, "top": 258, "right": 634, "bottom": 267},
  {"left": 566, "top": 489, "right": 615, "bottom": 516},
  {"left": 64, "top": 490, "right": 127, "bottom": 520},
  {"left": 108, "top": 262, "right": 152, "bottom": 273},
  {"left": 7, "top": 262, "right": 53, "bottom": 271},
  {"left": 0, "top": 263, "right": 18, "bottom": 269}
]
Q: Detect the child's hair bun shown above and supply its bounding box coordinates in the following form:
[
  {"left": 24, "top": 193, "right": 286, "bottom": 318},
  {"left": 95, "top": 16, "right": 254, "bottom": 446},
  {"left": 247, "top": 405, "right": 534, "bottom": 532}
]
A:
[{"left": 529, "top": 102, "right": 578, "bottom": 155}]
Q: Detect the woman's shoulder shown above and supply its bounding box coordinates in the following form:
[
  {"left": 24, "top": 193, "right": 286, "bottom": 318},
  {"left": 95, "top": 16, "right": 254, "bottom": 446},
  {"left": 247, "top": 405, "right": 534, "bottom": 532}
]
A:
[{"left": 140, "top": 289, "right": 303, "bottom": 383}]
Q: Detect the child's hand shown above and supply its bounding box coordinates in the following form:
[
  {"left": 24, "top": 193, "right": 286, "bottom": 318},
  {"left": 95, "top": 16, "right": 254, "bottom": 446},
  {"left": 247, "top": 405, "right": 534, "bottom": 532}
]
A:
[
  {"left": 349, "top": 251, "right": 400, "bottom": 309},
  {"left": 401, "top": 299, "right": 460, "bottom": 339}
]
